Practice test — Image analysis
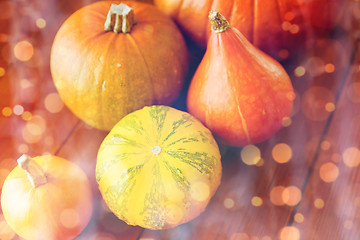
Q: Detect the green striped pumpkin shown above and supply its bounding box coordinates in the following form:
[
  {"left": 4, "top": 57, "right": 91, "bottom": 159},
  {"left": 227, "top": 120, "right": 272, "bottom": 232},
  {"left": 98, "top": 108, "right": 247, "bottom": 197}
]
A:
[{"left": 96, "top": 105, "right": 222, "bottom": 229}]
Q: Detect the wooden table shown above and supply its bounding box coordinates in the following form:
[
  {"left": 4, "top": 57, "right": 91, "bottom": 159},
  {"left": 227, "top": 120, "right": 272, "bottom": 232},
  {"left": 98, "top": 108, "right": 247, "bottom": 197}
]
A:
[{"left": 0, "top": 0, "right": 359, "bottom": 239}]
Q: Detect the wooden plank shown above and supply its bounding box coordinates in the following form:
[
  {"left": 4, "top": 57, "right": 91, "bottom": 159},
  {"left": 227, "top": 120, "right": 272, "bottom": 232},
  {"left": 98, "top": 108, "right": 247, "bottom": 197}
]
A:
[{"left": 290, "top": 42, "right": 360, "bottom": 239}]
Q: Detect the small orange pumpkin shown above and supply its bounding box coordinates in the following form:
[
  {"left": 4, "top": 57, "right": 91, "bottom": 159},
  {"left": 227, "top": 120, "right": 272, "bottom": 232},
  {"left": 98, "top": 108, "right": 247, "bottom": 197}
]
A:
[
  {"left": 187, "top": 11, "right": 294, "bottom": 146},
  {"left": 1, "top": 154, "right": 93, "bottom": 240},
  {"left": 50, "top": 1, "right": 188, "bottom": 131}
]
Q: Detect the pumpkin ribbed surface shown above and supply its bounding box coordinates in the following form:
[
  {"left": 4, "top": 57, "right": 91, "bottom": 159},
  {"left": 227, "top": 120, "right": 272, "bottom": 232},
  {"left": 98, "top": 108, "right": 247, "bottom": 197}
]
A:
[
  {"left": 96, "top": 105, "right": 222, "bottom": 229},
  {"left": 50, "top": 1, "right": 188, "bottom": 131}
]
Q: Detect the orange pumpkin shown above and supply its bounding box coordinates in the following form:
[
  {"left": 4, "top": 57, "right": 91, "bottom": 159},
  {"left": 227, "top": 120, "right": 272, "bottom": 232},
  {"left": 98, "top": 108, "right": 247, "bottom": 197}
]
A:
[
  {"left": 187, "top": 11, "right": 294, "bottom": 146},
  {"left": 50, "top": 1, "right": 188, "bottom": 131},
  {"left": 153, "top": 0, "right": 344, "bottom": 59},
  {"left": 1, "top": 155, "right": 93, "bottom": 240}
]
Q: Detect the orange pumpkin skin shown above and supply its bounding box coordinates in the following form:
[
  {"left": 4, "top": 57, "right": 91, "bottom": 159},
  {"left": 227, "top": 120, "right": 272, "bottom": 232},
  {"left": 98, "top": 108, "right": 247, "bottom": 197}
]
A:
[
  {"left": 1, "top": 155, "right": 93, "bottom": 240},
  {"left": 154, "top": 0, "right": 344, "bottom": 59},
  {"left": 187, "top": 12, "right": 294, "bottom": 147},
  {"left": 51, "top": 1, "right": 188, "bottom": 131}
]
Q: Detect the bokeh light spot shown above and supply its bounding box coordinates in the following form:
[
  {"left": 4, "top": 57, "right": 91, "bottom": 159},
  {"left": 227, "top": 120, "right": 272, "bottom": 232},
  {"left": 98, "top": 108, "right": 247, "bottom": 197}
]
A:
[
  {"left": 272, "top": 143, "right": 292, "bottom": 164},
  {"left": 190, "top": 182, "right": 210, "bottom": 202},
  {"left": 36, "top": 18, "right": 46, "bottom": 28},
  {"left": 279, "top": 226, "right": 300, "bottom": 240},
  {"left": 270, "top": 186, "right": 286, "bottom": 206},
  {"left": 224, "top": 198, "right": 235, "bottom": 209},
  {"left": 241, "top": 145, "right": 261, "bottom": 165},
  {"left": 14, "top": 41, "right": 34, "bottom": 62},
  {"left": 344, "top": 220, "right": 353, "bottom": 230},
  {"left": 294, "top": 66, "right": 306, "bottom": 77},
  {"left": 289, "top": 24, "right": 300, "bottom": 34},
  {"left": 230, "top": 233, "right": 250, "bottom": 240},
  {"left": 325, "top": 102, "right": 335, "bottom": 112},
  {"left": 342, "top": 147, "right": 360, "bottom": 167},
  {"left": 13, "top": 105, "right": 24, "bottom": 115},
  {"left": 2, "top": 107, "right": 12, "bottom": 117},
  {"left": 165, "top": 204, "right": 183, "bottom": 225},
  {"left": 319, "top": 162, "right": 339, "bottom": 182},
  {"left": 282, "top": 117, "right": 292, "bottom": 127},
  {"left": 294, "top": 213, "right": 304, "bottom": 223},
  {"left": 0, "top": 67, "right": 5, "bottom": 77},
  {"left": 320, "top": 140, "right": 331, "bottom": 151},
  {"left": 324, "top": 63, "right": 335, "bottom": 73},
  {"left": 18, "top": 144, "right": 28, "bottom": 154},
  {"left": 251, "top": 196, "right": 263, "bottom": 207},
  {"left": 314, "top": 198, "right": 325, "bottom": 209},
  {"left": 44, "top": 92, "right": 64, "bottom": 113},
  {"left": 282, "top": 186, "right": 302, "bottom": 206},
  {"left": 60, "top": 208, "right": 80, "bottom": 229}
]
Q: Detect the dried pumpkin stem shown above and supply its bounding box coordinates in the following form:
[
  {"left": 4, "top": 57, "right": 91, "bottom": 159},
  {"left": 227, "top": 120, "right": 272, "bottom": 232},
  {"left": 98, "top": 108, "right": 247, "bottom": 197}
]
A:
[
  {"left": 17, "top": 154, "right": 47, "bottom": 188},
  {"left": 104, "top": 3, "right": 136, "bottom": 33},
  {"left": 209, "top": 10, "right": 229, "bottom": 33}
]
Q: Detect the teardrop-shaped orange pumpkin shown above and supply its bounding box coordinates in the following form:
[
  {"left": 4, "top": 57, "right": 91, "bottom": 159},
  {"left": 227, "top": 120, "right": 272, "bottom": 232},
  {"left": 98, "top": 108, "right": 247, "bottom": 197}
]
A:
[{"left": 187, "top": 11, "right": 294, "bottom": 147}]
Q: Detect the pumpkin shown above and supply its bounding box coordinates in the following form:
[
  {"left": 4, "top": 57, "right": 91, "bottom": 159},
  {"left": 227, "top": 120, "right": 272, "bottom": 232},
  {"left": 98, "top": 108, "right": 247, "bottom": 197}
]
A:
[
  {"left": 1, "top": 154, "right": 93, "bottom": 240},
  {"left": 50, "top": 1, "right": 188, "bottom": 131},
  {"left": 153, "top": 0, "right": 344, "bottom": 60},
  {"left": 187, "top": 11, "right": 294, "bottom": 147},
  {"left": 96, "top": 105, "right": 222, "bottom": 229}
]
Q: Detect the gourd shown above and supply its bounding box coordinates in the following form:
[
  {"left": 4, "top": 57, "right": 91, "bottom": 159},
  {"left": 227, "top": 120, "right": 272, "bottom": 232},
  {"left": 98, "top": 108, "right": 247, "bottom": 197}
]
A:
[
  {"left": 50, "top": 1, "right": 188, "bottom": 131},
  {"left": 153, "top": 0, "right": 344, "bottom": 59},
  {"left": 1, "top": 154, "right": 93, "bottom": 240},
  {"left": 96, "top": 105, "right": 222, "bottom": 229},
  {"left": 187, "top": 11, "right": 294, "bottom": 147}
]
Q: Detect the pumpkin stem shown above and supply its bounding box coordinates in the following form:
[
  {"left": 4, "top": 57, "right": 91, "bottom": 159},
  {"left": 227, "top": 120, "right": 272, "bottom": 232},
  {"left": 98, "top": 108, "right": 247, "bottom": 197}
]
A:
[
  {"left": 208, "top": 10, "right": 229, "bottom": 33},
  {"left": 17, "top": 154, "right": 47, "bottom": 188},
  {"left": 104, "top": 3, "right": 136, "bottom": 34}
]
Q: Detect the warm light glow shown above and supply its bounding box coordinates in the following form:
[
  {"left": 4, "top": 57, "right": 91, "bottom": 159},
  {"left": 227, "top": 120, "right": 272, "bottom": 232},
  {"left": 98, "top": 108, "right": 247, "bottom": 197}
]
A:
[
  {"left": 241, "top": 145, "right": 261, "bottom": 165},
  {"left": 282, "top": 186, "right": 302, "bottom": 206},
  {"left": 60, "top": 208, "right": 80, "bottom": 229},
  {"left": 2, "top": 107, "right": 12, "bottom": 117},
  {"left": 324, "top": 63, "right": 335, "bottom": 73},
  {"left": 21, "top": 111, "right": 32, "bottom": 121},
  {"left": 262, "top": 236, "right": 272, "bottom": 240},
  {"left": 18, "top": 143, "right": 29, "bottom": 153},
  {"left": 342, "top": 147, "right": 360, "bottom": 167},
  {"left": 289, "top": 24, "right": 300, "bottom": 34},
  {"left": 294, "top": 213, "right": 304, "bottom": 223},
  {"left": 272, "top": 143, "right": 292, "bottom": 164},
  {"left": 251, "top": 196, "right": 263, "bottom": 207},
  {"left": 256, "top": 158, "right": 265, "bottom": 167},
  {"left": 284, "top": 12, "right": 295, "bottom": 21},
  {"left": 344, "top": 220, "right": 354, "bottom": 230},
  {"left": 279, "top": 49, "right": 289, "bottom": 59},
  {"left": 331, "top": 153, "right": 342, "bottom": 163},
  {"left": 294, "top": 66, "right": 306, "bottom": 77},
  {"left": 0, "top": 218, "right": 16, "bottom": 240},
  {"left": 319, "top": 162, "right": 339, "bottom": 182},
  {"left": 224, "top": 198, "right": 235, "bottom": 209},
  {"left": 302, "top": 87, "right": 334, "bottom": 121},
  {"left": 282, "top": 21, "right": 291, "bottom": 31},
  {"left": 279, "top": 226, "right": 300, "bottom": 240},
  {"left": 190, "top": 182, "right": 210, "bottom": 202},
  {"left": 286, "top": 91, "right": 296, "bottom": 101},
  {"left": 282, "top": 117, "right": 292, "bottom": 127},
  {"left": 44, "top": 92, "right": 64, "bottom": 113},
  {"left": 0, "top": 67, "right": 5, "bottom": 77},
  {"left": 20, "top": 78, "right": 32, "bottom": 88},
  {"left": 14, "top": 40, "right": 34, "bottom": 61},
  {"left": 36, "top": 18, "right": 46, "bottom": 28},
  {"left": 325, "top": 102, "right": 335, "bottom": 112},
  {"left": 22, "top": 115, "right": 46, "bottom": 143},
  {"left": 320, "top": 140, "right": 331, "bottom": 151},
  {"left": 314, "top": 198, "right": 325, "bottom": 209},
  {"left": 13, "top": 105, "right": 24, "bottom": 115},
  {"left": 270, "top": 186, "right": 286, "bottom": 206},
  {"left": 165, "top": 204, "right": 183, "bottom": 225}
]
